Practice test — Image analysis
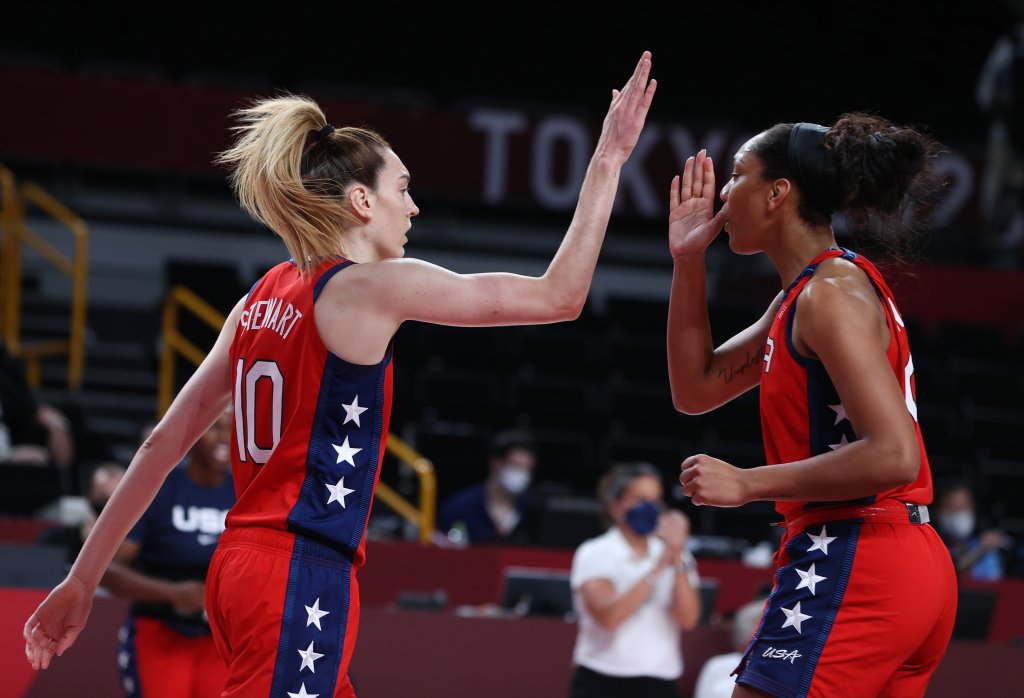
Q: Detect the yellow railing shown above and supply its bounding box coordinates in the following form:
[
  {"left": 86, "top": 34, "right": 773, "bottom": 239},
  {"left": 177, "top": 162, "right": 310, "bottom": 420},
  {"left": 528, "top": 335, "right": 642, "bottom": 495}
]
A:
[
  {"left": 0, "top": 164, "right": 89, "bottom": 390},
  {"left": 157, "top": 285, "right": 226, "bottom": 412},
  {"left": 158, "top": 285, "right": 437, "bottom": 543}
]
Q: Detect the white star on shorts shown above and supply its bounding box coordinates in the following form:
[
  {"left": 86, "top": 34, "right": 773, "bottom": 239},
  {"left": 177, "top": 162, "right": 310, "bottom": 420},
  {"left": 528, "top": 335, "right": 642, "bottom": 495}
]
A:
[
  {"left": 795, "top": 563, "right": 827, "bottom": 595},
  {"left": 341, "top": 395, "right": 368, "bottom": 427},
  {"left": 298, "top": 640, "right": 324, "bottom": 673},
  {"left": 780, "top": 601, "right": 812, "bottom": 634},
  {"left": 288, "top": 684, "right": 319, "bottom": 698},
  {"left": 332, "top": 437, "right": 362, "bottom": 466},
  {"left": 325, "top": 477, "right": 355, "bottom": 507},
  {"left": 806, "top": 526, "right": 837, "bottom": 555},
  {"left": 305, "top": 598, "right": 330, "bottom": 630}
]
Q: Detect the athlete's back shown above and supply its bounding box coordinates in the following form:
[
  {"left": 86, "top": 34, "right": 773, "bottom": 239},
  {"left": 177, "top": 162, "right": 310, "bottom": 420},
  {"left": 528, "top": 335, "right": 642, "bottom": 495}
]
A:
[{"left": 228, "top": 258, "right": 392, "bottom": 566}]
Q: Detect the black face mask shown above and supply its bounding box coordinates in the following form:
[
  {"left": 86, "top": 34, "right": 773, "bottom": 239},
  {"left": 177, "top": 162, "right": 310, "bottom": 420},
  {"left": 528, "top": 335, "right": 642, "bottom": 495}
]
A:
[{"left": 90, "top": 499, "right": 109, "bottom": 516}]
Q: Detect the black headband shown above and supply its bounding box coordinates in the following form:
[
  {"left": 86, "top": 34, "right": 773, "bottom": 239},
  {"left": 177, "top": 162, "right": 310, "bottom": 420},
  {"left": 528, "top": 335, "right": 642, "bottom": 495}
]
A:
[
  {"left": 315, "top": 123, "right": 336, "bottom": 142},
  {"left": 788, "top": 122, "right": 842, "bottom": 214}
]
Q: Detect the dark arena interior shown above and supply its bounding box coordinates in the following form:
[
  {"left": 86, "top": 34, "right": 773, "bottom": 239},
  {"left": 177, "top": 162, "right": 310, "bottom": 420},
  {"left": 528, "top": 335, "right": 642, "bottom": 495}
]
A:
[{"left": 2, "top": 2, "right": 1023, "bottom": 696}]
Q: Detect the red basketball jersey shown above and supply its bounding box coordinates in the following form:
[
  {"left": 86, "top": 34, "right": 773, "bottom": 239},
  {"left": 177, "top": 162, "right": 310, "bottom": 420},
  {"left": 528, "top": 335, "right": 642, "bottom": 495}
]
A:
[
  {"left": 226, "top": 258, "right": 393, "bottom": 569},
  {"left": 759, "top": 248, "right": 932, "bottom": 521}
]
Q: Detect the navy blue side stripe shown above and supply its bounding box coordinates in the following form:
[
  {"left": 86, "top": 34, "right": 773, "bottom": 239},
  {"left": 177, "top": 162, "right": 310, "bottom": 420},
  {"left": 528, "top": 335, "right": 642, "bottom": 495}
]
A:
[{"left": 313, "top": 261, "right": 356, "bottom": 302}]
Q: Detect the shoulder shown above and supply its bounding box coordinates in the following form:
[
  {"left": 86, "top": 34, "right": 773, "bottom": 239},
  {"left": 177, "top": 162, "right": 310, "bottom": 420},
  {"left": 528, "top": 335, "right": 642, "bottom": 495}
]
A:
[
  {"left": 799, "top": 257, "right": 885, "bottom": 329},
  {"left": 805, "top": 257, "right": 876, "bottom": 302},
  {"left": 573, "top": 529, "right": 616, "bottom": 560},
  {"left": 571, "top": 530, "right": 619, "bottom": 581},
  {"left": 318, "top": 258, "right": 445, "bottom": 299}
]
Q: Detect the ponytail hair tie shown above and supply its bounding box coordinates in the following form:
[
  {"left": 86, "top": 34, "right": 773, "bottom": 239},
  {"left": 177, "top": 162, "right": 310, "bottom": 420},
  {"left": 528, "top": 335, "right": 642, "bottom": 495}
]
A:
[{"left": 315, "top": 124, "right": 336, "bottom": 142}]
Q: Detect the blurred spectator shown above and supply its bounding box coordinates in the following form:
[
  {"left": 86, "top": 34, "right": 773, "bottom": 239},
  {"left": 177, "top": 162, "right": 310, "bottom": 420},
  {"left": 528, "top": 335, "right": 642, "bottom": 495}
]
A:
[
  {"left": 568, "top": 462, "right": 701, "bottom": 698},
  {"left": 692, "top": 596, "right": 768, "bottom": 698},
  {"left": 934, "top": 478, "right": 1013, "bottom": 581},
  {"left": 0, "top": 342, "right": 76, "bottom": 514},
  {"left": 976, "top": 11, "right": 1024, "bottom": 264},
  {"left": 101, "top": 409, "right": 235, "bottom": 698},
  {"left": 436, "top": 428, "right": 541, "bottom": 545},
  {"left": 36, "top": 461, "right": 126, "bottom": 571}
]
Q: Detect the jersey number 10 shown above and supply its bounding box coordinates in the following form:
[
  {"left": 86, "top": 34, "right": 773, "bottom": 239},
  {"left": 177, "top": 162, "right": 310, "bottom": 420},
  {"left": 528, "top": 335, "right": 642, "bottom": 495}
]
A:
[{"left": 234, "top": 358, "right": 284, "bottom": 464}]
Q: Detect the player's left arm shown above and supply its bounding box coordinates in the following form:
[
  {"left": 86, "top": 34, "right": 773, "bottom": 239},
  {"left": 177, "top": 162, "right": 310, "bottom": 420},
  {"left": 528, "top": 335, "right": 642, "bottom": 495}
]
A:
[
  {"left": 24, "top": 297, "right": 244, "bottom": 670},
  {"left": 681, "top": 268, "right": 920, "bottom": 505},
  {"left": 746, "top": 270, "right": 920, "bottom": 500}
]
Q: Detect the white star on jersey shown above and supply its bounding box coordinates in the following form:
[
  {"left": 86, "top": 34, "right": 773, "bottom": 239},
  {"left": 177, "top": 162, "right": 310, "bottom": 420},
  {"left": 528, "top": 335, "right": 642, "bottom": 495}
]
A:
[
  {"left": 828, "top": 403, "right": 849, "bottom": 425},
  {"left": 305, "top": 598, "right": 330, "bottom": 630},
  {"left": 781, "top": 601, "right": 812, "bottom": 634},
  {"left": 332, "top": 437, "right": 362, "bottom": 466},
  {"left": 288, "top": 684, "right": 319, "bottom": 698},
  {"left": 325, "top": 477, "right": 355, "bottom": 507},
  {"left": 298, "top": 640, "right": 324, "bottom": 673},
  {"left": 807, "top": 526, "right": 837, "bottom": 555},
  {"left": 795, "top": 563, "right": 827, "bottom": 595},
  {"left": 828, "top": 434, "right": 850, "bottom": 450},
  {"left": 341, "top": 395, "right": 368, "bottom": 428}
]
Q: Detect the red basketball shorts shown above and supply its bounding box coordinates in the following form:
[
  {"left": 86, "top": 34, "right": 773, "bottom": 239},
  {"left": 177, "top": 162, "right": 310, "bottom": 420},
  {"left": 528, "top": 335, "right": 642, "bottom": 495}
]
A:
[
  {"left": 735, "top": 520, "right": 957, "bottom": 698},
  {"left": 118, "top": 616, "right": 228, "bottom": 698},
  {"left": 206, "top": 527, "right": 361, "bottom": 698}
]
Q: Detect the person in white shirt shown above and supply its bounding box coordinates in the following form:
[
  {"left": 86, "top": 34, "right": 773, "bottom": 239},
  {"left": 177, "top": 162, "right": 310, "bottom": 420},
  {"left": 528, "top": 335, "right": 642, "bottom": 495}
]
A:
[
  {"left": 693, "top": 596, "right": 768, "bottom": 698},
  {"left": 569, "top": 462, "right": 702, "bottom": 698}
]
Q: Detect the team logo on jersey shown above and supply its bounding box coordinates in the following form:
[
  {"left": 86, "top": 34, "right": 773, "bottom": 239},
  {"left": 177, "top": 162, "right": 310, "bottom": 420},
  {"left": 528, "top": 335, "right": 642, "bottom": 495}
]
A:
[{"left": 762, "top": 646, "right": 803, "bottom": 664}]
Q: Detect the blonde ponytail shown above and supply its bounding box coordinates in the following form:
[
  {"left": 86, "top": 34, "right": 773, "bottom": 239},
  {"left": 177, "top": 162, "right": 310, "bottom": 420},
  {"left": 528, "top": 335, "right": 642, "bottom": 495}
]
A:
[{"left": 215, "top": 94, "right": 389, "bottom": 276}]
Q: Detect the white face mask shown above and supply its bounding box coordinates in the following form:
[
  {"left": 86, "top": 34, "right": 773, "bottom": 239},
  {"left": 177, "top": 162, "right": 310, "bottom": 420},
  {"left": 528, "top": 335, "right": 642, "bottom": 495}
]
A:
[
  {"left": 498, "top": 466, "right": 532, "bottom": 495},
  {"left": 940, "top": 512, "right": 975, "bottom": 540}
]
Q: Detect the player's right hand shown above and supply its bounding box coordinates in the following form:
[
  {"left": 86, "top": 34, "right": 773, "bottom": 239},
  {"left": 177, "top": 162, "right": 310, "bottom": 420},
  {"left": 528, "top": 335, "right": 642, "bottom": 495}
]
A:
[
  {"left": 669, "top": 149, "right": 726, "bottom": 259},
  {"left": 24, "top": 576, "right": 93, "bottom": 670},
  {"left": 594, "top": 50, "right": 657, "bottom": 169},
  {"left": 679, "top": 453, "right": 749, "bottom": 507}
]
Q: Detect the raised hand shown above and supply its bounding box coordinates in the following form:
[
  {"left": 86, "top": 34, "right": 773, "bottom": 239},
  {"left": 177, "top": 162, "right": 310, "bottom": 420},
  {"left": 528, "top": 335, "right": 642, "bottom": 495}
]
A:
[
  {"left": 594, "top": 51, "right": 657, "bottom": 168},
  {"left": 23, "top": 576, "right": 93, "bottom": 670},
  {"left": 668, "top": 149, "right": 726, "bottom": 258},
  {"left": 679, "top": 453, "right": 749, "bottom": 507}
]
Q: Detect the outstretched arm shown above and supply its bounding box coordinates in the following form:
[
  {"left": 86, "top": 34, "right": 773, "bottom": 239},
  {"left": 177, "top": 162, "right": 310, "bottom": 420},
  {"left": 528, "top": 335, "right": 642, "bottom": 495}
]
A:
[
  {"left": 666, "top": 150, "right": 779, "bottom": 414},
  {"left": 353, "top": 51, "right": 657, "bottom": 330},
  {"left": 24, "top": 296, "right": 244, "bottom": 670}
]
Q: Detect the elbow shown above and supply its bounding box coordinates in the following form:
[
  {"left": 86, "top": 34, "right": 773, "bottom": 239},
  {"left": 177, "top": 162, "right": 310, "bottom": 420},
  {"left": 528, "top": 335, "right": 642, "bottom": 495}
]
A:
[
  {"left": 678, "top": 610, "right": 700, "bottom": 632},
  {"left": 670, "top": 389, "right": 715, "bottom": 416},
  {"left": 874, "top": 438, "right": 920, "bottom": 489},
  {"left": 671, "top": 395, "right": 702, "bottom": 416},
  {"left": 592, "top": 614, "right": 624, "bottom": 632},
  {"left": 540, "top": 296, "right": 585, "bottom": 323},
  {"left": 534, "top": 275, "right": 586, "bottom": 323},
  {"left": 894, "top": 446, "right": 921, "bottom": 487},
  {"left": 553, "top": 292, "right": 586, "bottom": 322},
  {"left": 676, "top": 591, "right": 702, "bottom": 631}
]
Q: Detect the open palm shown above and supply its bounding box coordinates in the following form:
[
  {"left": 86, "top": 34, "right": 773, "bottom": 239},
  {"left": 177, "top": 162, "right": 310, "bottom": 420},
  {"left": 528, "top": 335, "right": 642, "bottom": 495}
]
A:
[
  {"left": 597, "top": 50, "right": 658, "bottom": 168},
  {"left": 668, "top": 150, "right": 726, "bottom": 258},
  {"left": 24, "top": 577, "right": 92, "bottom": 670}
]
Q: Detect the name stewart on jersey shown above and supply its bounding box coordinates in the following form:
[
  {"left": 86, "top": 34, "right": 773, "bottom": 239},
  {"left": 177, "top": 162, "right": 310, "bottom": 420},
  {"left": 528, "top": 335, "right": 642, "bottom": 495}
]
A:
[{"left": 239, "top": 296, "right": 303, "bottom": 338}]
